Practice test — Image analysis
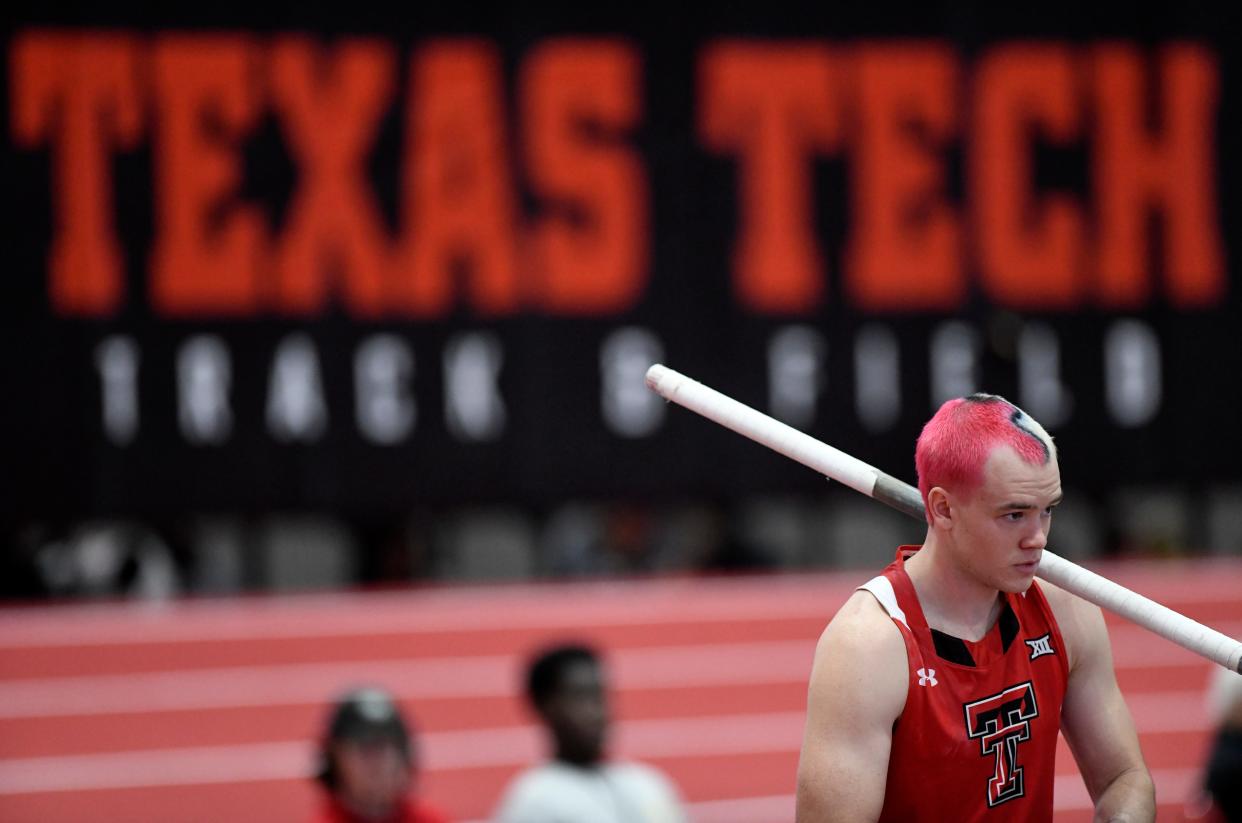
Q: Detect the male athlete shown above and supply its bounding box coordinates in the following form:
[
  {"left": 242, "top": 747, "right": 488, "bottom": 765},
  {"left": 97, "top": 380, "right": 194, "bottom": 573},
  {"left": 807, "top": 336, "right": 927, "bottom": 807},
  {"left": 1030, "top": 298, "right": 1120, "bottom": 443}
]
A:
[{"left": 796, "top": 394, "right": 1154, "bottom": 821}]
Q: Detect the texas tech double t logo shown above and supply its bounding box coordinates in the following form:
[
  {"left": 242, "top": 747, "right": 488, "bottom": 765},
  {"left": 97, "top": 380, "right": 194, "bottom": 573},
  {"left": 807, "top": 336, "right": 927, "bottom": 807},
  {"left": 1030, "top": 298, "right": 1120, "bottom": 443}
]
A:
[{"left": 963, "top": 682, "right": 1039, "bottom": 807}]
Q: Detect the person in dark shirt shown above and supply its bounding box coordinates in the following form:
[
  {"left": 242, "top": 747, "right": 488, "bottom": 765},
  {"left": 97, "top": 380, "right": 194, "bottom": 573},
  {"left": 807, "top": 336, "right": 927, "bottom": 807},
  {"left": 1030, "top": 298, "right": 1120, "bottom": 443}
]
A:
[{"left": 1188, "top": 669, "right": 1242, "bottom": 822}]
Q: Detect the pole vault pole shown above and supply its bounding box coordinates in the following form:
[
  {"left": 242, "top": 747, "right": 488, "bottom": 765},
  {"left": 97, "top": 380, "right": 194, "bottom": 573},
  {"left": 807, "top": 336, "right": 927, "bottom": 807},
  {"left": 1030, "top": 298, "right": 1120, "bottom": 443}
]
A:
[{"left": 645, "top": 364, "right": 1242, "bottom": 674}]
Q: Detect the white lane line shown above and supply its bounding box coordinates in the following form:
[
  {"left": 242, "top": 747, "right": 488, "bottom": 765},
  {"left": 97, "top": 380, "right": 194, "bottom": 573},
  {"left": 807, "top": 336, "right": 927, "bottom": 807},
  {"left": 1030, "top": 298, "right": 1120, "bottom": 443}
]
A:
[
  {"left": 0, "top": 641, "right": 817, "bottom": 719},
  {"left": 0, "top": 741, "right": 311, "bottom": 793},
  {"left": 0, "top": 718, "right": 1204, "bottom": 816},
  {"left": 1122, "top": 691, "right": 1213, "bottom": 732},
  {"left": 463, "top": 769, "right": 1206, "bottom": 822},
  {"left": 681, "top": 794, "right": 796, "bottom": 823},
  {"left": 1053, "top": 768, "right": 1201, "bottom": 811},
  {"left": 0, "top": 711, "right": 807, "bottom": 794},
  {"left": 1, "top": 598, "right": 1234, "bottom": 653},
  {"left": 0, "top": 690, "right": 1210, "bottom": 791},
  {"left": 615, "top": 768, "right": 1203, "bottom": 822},
  {"left": 0, "top": 617, "right": 1230, "bottom": 721},
  {"left": 0, "top": 690, "right": 1214, "bottom": 786},
  {"left": 0, "top": 587, "right": 851, "bottom": 649},
  {"left": 568, "top": 770, "right": 1207, "bottom": 823},
  {"left": 2, "top": 564, "right": 1235, "bottom": 648},
  {"left": 1110, "top": 621, "right": 1242, "bottom": 667}
]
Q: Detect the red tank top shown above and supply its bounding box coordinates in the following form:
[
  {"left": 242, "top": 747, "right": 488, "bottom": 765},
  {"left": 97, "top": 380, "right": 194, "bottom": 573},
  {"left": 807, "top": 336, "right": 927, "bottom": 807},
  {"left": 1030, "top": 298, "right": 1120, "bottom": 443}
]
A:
[{"left": 861, "top": 547, "right": 1069, "bottom": 822}]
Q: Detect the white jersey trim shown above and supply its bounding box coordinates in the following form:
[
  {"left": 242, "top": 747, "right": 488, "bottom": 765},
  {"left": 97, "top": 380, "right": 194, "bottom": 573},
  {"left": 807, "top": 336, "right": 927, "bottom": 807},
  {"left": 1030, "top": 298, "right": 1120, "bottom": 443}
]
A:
[{"left": 859, "top": 575, "right": 910, "bottom": 630}]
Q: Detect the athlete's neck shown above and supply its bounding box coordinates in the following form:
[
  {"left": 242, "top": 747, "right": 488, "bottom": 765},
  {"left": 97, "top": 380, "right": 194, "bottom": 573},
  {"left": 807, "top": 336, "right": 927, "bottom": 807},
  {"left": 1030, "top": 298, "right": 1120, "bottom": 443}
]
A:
[{"left": 904, "top": 537, "right": 1003, "bottom": 642}]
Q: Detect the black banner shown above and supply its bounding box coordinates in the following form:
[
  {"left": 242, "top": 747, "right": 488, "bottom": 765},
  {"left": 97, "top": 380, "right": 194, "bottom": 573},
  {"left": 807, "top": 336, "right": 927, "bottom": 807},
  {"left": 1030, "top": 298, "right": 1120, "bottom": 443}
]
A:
[{"left": 5, "top": 4, "right": 1239, "bottom": 520}]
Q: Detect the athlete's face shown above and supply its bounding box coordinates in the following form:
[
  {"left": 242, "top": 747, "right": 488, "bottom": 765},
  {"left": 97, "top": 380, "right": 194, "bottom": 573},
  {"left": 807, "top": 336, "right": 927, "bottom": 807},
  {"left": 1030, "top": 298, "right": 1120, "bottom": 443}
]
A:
[{"left": 948, "top": 445, "right": 1062, "bottom": 593}]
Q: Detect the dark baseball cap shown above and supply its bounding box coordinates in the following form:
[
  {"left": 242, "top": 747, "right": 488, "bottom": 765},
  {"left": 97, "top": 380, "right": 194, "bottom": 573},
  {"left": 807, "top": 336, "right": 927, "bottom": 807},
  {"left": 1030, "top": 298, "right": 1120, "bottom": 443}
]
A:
[{"left": 326, "top": 688, "right": 410, "bottom": 747}]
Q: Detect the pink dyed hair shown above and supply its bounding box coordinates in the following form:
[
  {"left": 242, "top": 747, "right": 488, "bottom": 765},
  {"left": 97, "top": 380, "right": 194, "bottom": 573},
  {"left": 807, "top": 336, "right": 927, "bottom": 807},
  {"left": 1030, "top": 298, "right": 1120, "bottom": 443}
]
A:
[{"left": 915, "top": 393, "right": 1055, "bottom": 522}]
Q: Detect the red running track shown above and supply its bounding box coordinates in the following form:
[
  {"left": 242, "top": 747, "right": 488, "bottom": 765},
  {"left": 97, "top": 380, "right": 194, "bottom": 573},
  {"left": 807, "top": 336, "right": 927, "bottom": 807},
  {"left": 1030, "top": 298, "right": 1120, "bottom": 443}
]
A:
[{"left": 0, "top": 558, "right": 1239, "bottom": 822}]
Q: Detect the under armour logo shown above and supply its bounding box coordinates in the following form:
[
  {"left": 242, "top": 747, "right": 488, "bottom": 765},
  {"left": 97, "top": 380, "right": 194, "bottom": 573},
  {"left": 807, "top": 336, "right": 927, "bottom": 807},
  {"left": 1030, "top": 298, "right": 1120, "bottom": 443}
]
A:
[
  {"left": 1025, "top": 633, "right": 1055, "bottom": 660},
  {"left": 917, "top": 667, "right": 938, "bottom": 687}
]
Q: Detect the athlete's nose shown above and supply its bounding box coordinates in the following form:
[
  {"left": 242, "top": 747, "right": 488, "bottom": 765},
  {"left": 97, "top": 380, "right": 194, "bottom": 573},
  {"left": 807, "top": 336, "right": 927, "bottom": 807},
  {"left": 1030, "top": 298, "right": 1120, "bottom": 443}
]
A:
[{"left": 1021, "top": 520, "right": 1048, "bottom": 551}]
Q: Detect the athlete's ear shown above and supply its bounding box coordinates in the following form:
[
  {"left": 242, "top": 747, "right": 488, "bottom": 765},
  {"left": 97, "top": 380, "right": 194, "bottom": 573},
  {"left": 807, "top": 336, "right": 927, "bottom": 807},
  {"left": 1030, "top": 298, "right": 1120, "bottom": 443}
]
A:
[{"left": 927, "top": 487, "right": 953, "bottom": 529}]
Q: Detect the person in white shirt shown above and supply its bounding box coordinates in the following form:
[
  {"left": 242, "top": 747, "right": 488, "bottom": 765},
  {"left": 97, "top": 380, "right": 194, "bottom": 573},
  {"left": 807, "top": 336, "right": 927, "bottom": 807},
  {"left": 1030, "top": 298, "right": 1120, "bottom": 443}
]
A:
[{"left": 493, "top": 643, "right": 686, "bottom": 823}]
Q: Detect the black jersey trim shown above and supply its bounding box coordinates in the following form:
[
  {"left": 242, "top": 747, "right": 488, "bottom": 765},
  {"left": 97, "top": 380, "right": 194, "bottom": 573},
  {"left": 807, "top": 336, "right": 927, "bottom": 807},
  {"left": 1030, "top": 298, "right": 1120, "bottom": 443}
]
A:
[
  {"left": 999, "top": 599, "right": 1019, "bottom": 652},
  {"left": 931, "top": 600, "right": 1020, "bottom": 667},
  {"left": 931, "top": 630, "right": 976, "bottom": 666}
]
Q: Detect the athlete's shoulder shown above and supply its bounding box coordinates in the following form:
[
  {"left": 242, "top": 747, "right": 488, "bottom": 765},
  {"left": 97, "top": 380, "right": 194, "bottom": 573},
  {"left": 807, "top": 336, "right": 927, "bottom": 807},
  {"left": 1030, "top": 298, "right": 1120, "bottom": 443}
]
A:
[
  {"left": 821, "top": 587, "right": 906, "bottom": 653},
  {"left": 1027, "top": 577, "right": 1104, "bottom": 671},
  {"left": 800, "top": 584, "right": 909, "bottom": 783},
  {"left": 808, "top": 587, "right": 908, "bottom": 713}
]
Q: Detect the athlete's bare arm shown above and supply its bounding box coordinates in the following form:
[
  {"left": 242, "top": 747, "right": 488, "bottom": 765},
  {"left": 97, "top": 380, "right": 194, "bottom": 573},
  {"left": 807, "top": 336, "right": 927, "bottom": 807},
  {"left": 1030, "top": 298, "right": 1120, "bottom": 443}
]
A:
[
  {"left": 796, "top": 591, "right": 908, "bottom": 823},
  {"left": 1042, "top": 581, "right": 1155, "bottom": 822}
]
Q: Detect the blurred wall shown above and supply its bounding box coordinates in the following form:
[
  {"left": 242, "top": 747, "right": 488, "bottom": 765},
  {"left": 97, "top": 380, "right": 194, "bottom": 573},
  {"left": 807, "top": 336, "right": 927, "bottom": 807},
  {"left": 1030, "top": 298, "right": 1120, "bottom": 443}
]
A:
[{"left": 4, "top": 4, "right": 1239, "bottom": 595}]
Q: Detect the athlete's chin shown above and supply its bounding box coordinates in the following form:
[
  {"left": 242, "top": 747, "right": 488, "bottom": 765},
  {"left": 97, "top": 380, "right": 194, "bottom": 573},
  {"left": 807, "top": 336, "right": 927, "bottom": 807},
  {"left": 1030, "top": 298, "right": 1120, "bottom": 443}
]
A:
[
  {"left": 998, "top": 578, "right": 1035, "bottom": 595},
  {"left": 1000, "top": 561, "right": 1041, "bottom": 592}
]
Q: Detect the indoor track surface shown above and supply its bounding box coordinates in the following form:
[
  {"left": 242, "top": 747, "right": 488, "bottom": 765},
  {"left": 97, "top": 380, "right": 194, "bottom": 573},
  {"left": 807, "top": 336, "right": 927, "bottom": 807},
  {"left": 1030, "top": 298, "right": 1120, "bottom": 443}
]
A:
[{"left": 2, "top": 557, "right": 1239, "bottom": 822}]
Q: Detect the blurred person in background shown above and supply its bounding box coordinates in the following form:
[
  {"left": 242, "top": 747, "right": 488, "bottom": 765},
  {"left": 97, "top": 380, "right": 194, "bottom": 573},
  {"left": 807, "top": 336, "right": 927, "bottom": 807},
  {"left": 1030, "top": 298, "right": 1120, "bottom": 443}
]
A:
[
  {"left": 314, "top": 687, "right": 448, "bottom": 823},
  {"left": 493, "top": 643, "right": 686, "bottom": 823},
  {"left": 1187, "top": 668, "right": 1242, "bottom": 822}
]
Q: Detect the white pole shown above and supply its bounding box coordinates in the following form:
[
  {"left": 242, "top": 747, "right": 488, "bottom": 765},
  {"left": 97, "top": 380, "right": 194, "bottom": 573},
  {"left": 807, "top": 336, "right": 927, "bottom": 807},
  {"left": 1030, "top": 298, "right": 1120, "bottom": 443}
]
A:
[{"left": 646, "top": 363, "right": 1242, "bottom": 674}]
